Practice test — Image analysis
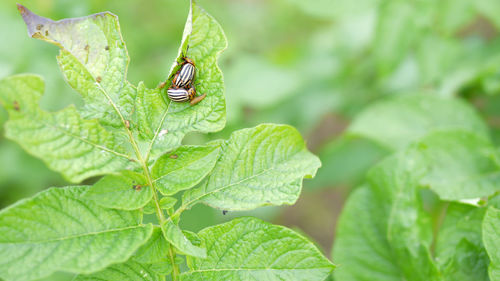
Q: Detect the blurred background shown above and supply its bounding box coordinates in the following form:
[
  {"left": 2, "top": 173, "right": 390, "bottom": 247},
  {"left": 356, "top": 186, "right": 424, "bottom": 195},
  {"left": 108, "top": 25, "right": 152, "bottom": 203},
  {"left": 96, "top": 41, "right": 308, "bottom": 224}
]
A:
[{"left": 1, "top": 0, "right": 500, "bottom": 279}]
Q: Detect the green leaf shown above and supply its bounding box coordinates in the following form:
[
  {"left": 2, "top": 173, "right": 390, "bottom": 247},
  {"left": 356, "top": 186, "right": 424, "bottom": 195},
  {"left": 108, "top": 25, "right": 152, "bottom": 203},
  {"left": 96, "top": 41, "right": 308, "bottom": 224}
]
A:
[
  {"left": 374, "top": 1, "right": 417, "bottom": 75},
  {"left": 160, "top": 197, "right": 178, "bottom": 209},
  {"left": 182, "top": 124, "right": 321, "bottom": 211},
  {"left": 314, "top": 135, "right": 389, "bottom": 187},
  {"left": 0, "top": 74, "right": 133, "bottom": 183},
  {"left": 367, "top": 154, "right": 441, "bottom": 281},
  {"left": 161, "top": 220, "right": 206, "bottom": 258},
  {"left": 181, "top": 217, "right": 334, "bottom": 281},
  {"left": 333, "top": 186, "right": 401, "bottom": 281},
  {"left": 435, "top": 203, "right": 488, "bottom": 281},
  {"left": 413, "top": 131, "right": 500, "bottom": 201},
  {"left": 334, "top": 153, "right": 441, "bottom": 281},
  {"left": 483, "top": 207, "right": 500, "bottom": 280},
  {"left": 0, "top": 186, "right": 153, "bottom": 281},
  {"left": 73, "top": 259, "right": 163, "bottom": 281},
  {"left": 84, "top": 170, "right": 153, "bottom": 210},
  {"left": 348, "top": 95, "right": 489, "bottom": 151},
  {"left": 152, "top": 145, "right": 220, "bottom": 196},
  {"left": 134, "top": 226, "right": 170, "bottom": 264},
  {"left": 136, "top": 1, "right": 228, "bottom": 159},
  {"left": 18, "top": 4, "right": 135, "bottom": 127}
]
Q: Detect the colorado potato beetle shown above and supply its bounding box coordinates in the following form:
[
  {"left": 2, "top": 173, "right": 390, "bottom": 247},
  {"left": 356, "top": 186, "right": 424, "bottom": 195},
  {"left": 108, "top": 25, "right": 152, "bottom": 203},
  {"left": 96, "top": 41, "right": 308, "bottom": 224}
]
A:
[
  {"left": 172, "top": 57, "right": 196, "bottom": 88},
  {"left": 167, "top": 85, "right": 206, "bottom": 105}
]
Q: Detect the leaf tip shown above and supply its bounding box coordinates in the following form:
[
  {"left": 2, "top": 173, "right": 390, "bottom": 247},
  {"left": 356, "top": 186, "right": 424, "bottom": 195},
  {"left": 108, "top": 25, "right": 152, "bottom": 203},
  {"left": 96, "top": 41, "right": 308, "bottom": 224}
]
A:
[{"left": 16, "top": 3, "right": 27, "bottom": 15}]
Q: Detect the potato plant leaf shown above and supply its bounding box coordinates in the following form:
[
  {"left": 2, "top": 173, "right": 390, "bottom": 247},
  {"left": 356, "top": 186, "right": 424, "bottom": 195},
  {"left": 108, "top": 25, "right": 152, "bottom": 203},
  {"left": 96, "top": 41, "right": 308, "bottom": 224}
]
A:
[
  {"left": 483, "top": 207, "right": 500, "bottom": 280},
  {"left": 162, "top": 220, "right": 207, "bottom": 258},
  {"left": 152, "top": 145, "right": 220, "bottom": 196},
  {"left": 412, "top": 131, "right": 500, "bottom": 201},
  {"left": 333, "top": 186, "right": 402, "bottom": 281},
  {"left": 182, "top": 124, "right": 321, "bottom": 211},
  {"left": 133, "top": 226, "right": 171, "bottom": 264},
  {"left": 181, "top": 217, "right": 334, "bottom": 281},
  {"left": 83, "top": 170, "right": 153, "bottom": 210},
  {"left": 0, "top": 186, "right": 153, "bottom": 281},
  {"left": 17, "top": 3, "right": 135, "bottom": 128},
  {"left": 0, "top": 75, "right": 133, "bottom": 183},
  {"left": 73, "top": 259, "right": 163, "bottom": 281},
  {"left": 435, "top": 203, "right": 489, "bottom": 281},
  {"left": 348, "top": 95, "right": 489, "bottom": 151},
  {"left": 135, "top": 1, "right": 227, "bottom": 160}
]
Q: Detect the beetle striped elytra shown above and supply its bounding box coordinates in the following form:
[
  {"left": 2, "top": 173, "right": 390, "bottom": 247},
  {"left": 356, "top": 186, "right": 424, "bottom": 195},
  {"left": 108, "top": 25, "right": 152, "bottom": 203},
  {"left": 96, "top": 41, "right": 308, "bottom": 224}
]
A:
[
  {"left": 172, "top": 62, "right": 195, "bottom": 88},
  {"left": 167, "top": 87, "right": 195, "bottom": 102},
  {"left": 167, "top": 85, "right": 206, "bottom": 105}
]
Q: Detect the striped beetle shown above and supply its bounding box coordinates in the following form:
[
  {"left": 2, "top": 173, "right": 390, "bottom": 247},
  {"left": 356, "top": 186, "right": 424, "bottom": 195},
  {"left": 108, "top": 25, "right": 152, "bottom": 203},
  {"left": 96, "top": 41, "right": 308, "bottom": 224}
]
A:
[
  {"left": 172, "top": 57, "right": 196, "bottom": 88},
  {"left": 167, "top": 85, "right": 206, "bottom": 105}
]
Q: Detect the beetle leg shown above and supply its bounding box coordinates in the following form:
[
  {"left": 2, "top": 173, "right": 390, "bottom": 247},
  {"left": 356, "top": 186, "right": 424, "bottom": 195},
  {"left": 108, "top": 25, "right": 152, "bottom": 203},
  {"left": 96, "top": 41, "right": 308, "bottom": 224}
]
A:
[
  {"left": 158, "top": 81, "right": 167, "bottom": 89},
  {"left": 190, "top": 93, "right": 206, "bottom": 105}
]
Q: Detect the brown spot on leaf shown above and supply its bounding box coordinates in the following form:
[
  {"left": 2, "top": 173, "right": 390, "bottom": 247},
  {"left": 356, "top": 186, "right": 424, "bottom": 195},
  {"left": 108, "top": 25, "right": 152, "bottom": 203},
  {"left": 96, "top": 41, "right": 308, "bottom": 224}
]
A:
[
  {"left": 84, "top": 44, "right": 89, "bottom": 51},
  {"left": 45, "top": 30, "right": 49, "bottom": 36},
  {"left": 13, "top": 101, "right": 20, "bottom": 111},
  {"left": 125, "top": 120, "right": 130, "bottom": 129},
  {"left": 105, "top": 45, "right": 109, "bottom": 50},
  {"left": 36, "top": 24, "right": 43, "bottom": 30},
  {"left": 96, "top": 76, "right": 102, "bottom": 83},
  {"left": 132, "top": 185, "right": 143, "bottom": 191},
  {"left": 170, "top": 154, "right": 178, "bottom": 159}
]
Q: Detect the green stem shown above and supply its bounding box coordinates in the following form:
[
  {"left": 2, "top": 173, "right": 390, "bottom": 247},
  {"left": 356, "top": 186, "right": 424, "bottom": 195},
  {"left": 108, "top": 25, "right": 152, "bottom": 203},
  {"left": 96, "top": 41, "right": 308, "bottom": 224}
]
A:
[
  {"left": 123, "top": 124, "right": 180, "bottom": 280},
  {"left": 168, "top": 245, "right": 180, "bottom": 280},
  {"left": 99, "top": 83, "right": 181, "bottom": 279}
]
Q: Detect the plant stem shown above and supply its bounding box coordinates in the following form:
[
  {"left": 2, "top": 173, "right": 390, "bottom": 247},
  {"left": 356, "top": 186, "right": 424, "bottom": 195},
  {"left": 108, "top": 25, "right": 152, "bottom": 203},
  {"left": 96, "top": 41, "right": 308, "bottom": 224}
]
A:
[
  {"left": 123, "top": 125, "right": 180, "bottom": 280},
  {"left": 168, "top": 245, "right": 180, "bottom": 280},
  {"left": 102, "top": 87, "right": 181, "bottom": 280}
]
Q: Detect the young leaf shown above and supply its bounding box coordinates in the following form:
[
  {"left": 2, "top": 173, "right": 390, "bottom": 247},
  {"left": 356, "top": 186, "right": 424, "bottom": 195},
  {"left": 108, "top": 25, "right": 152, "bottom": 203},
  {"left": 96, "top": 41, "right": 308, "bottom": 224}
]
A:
[
  {"left": 73, "top": 259, "right": 163, "bottom": 281},
  {"left": 152, "top": 145, "right": 220, "bottom": 196},
  {"left": 367, "top": 154, "right": 441, "bottom": 281},
  {"left": 334, "top": 154, "right": 440, "bottom": 281},
  {"left": 161, "top": 220, "right": 207, "bottom": 258},
  {"left": 180, "top": 217, "right": 334, "bottom": 281},
  {"left": 0, "top": 74, "right": 133, "bottom": 183},
  {"left": 18, "top": 4, "right": 136, "bottom": 127},
  {"left": 0, "top": 186, "right": 153, "bottom": 281},
  {"left": 413, "top": 131, "right": 500, "bottom": 201},
  {"left": 160, "top": 197, "right": 178, "bottom": 209},
  {"left": 182, "top": 124, "right": 321, "bottom": 211},
  {"left": 348, "top": 95, "right": 489, "bottom": 151},
  {"left": 435, "top": 203, "right": 488, "bottom": 281},
  {"left": 134, "top": 226, "right": 170, "bottom": 264},
  {"left": 482, "top": 206, "right": 500, "bottom": 280},
  {"left": 333, "top": 186, "right": 401, "bottom": 281},
  {"left": 136, "top": 1, "right": 228, "bottom": 159},
  {"left": 84, "top": 170, "right": 153, "bottom": 210}
]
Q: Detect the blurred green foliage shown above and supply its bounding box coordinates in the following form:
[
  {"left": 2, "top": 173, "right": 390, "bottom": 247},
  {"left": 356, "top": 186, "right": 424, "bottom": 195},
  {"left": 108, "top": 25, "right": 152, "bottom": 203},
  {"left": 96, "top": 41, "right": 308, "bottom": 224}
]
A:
[{"left": 1, "top": 2, "right": 500, "bottom": 278}]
